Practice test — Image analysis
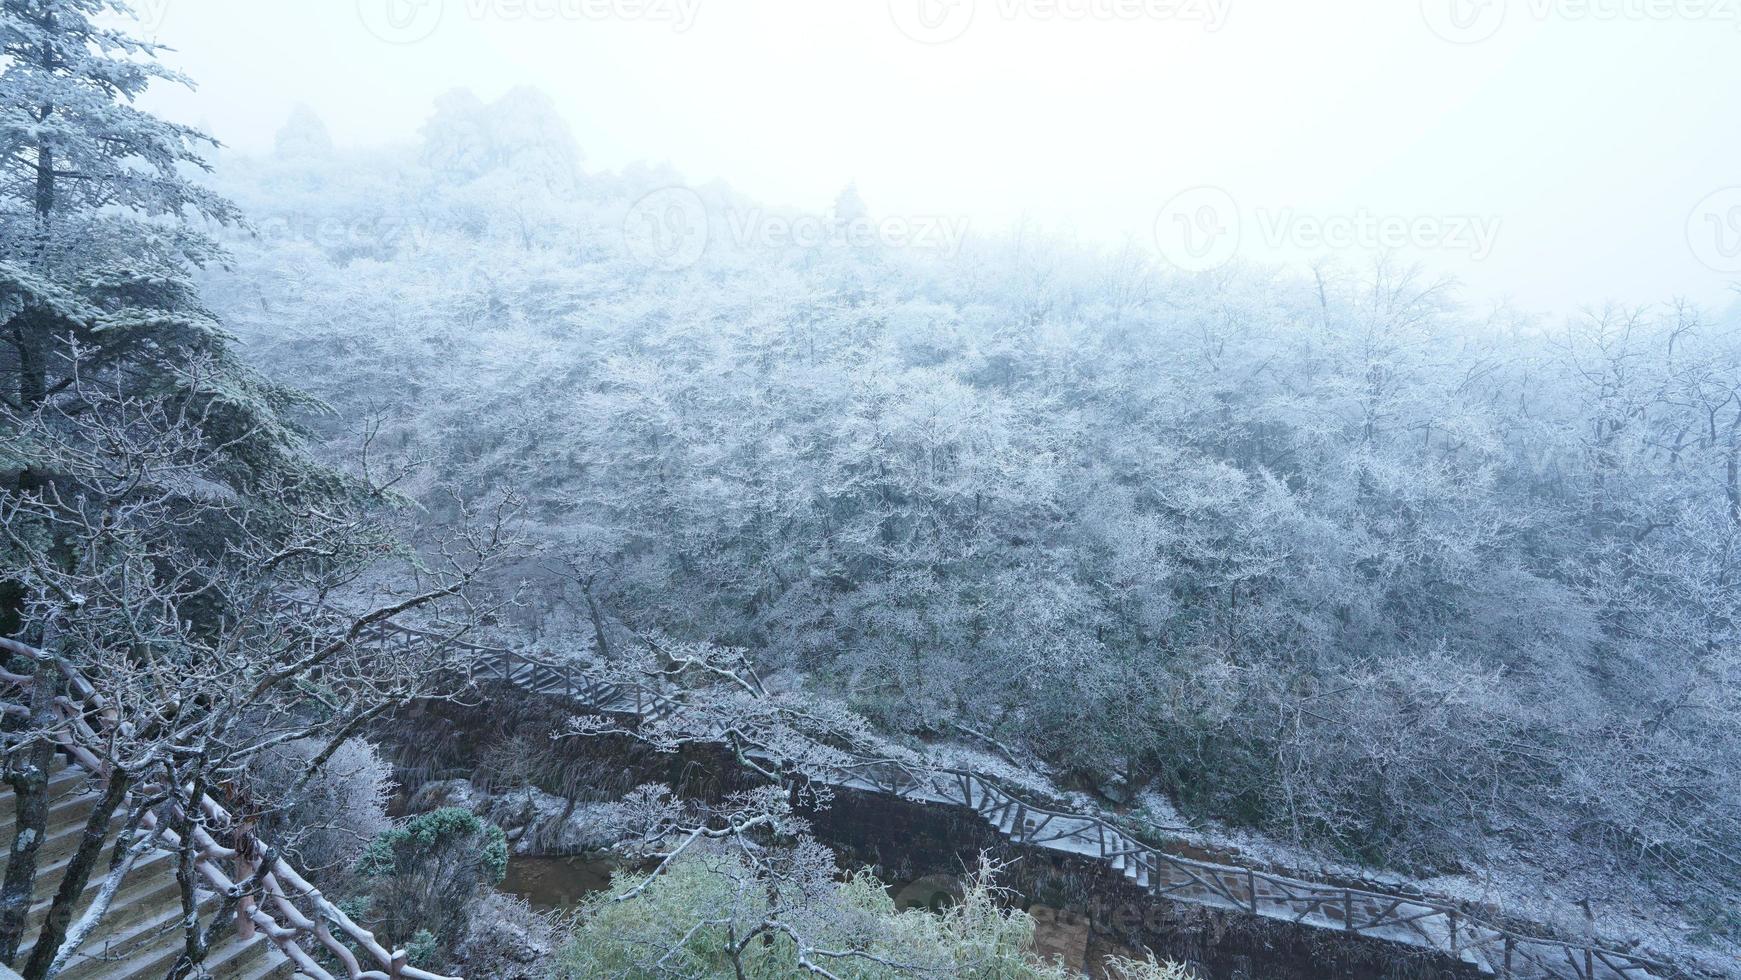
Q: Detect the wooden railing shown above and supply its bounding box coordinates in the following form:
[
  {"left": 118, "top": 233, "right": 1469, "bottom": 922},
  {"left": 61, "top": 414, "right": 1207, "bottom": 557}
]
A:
[
  {"left": 438, "top": 633, "right": 1682, "bottom": 980},
  {"left": 824, "top": 759, "right": 1674, "bottom": 980},
  {"left": 0, "top": 654, "right": 453, "bottom": 980}
]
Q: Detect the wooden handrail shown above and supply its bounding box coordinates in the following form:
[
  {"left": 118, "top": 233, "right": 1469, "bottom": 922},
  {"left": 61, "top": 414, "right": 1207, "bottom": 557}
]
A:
[{"left": 0, "top": 653, "right": 456, "bottom": 980}]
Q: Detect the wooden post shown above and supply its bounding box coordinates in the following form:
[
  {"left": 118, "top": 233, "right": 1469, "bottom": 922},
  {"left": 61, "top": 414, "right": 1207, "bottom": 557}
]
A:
[
  {"left": 390, "top": 948, "right": 408, "bottom": 978},
  {"left": 236, "top": 820, "right": 257, "bottom": 940},
  {"left": 1248, "top": 869, "right": 1258, "bottom": 914},
  {"left": 1448, "top": 910, "right": 1459, "bottom": 956},
  {"left": 1502, "top": 937, "right": 1514, "bottom": 978},
  {"left": 235, "top": 866, "right": 256, "bottom": 940},
  {"left": 1343, "top": 889, "right": 1354, "bottom": 931}
]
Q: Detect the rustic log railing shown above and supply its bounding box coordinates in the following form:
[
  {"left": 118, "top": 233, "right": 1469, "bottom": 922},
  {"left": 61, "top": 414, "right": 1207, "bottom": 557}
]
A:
[
  {"left": 0, "top": 653, "right": 456, "bottom": 980},
  {"left": 430, "top": 630, "right": 1682, "bottom": 980}
]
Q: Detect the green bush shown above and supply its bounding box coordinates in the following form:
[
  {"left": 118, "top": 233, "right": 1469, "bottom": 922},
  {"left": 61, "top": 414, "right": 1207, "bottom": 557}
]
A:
[
  {"left": 558, "top": 850, "right": 1188, "bottom": 979},
  {"left": 359, "top": 808, "right": 509, "bottom": 955},
  {"left": 406, "top": 929, "right": 440, "bottom": 967}
]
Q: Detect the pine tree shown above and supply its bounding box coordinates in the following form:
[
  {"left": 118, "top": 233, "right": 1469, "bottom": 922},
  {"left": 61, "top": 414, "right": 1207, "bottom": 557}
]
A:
[{"left": 0, "top": 0, "right": 315, "bottom": 486}]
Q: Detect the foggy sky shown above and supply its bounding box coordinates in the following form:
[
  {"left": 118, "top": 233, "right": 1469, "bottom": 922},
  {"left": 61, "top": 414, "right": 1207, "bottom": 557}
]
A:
[{"left": 138, "top": 0, "right": 1741, "bottom": 316}]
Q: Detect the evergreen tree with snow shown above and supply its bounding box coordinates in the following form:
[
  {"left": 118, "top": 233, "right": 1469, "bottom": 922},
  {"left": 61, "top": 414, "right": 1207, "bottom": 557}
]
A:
[{"left": 0, "top": 0, "right": 315, "bottom": 492}]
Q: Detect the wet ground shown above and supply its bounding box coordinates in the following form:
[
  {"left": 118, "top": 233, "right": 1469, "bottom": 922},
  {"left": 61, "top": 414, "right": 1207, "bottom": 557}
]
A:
[{"left": 499, "top": 854, "right": 616, "bottom": 911}]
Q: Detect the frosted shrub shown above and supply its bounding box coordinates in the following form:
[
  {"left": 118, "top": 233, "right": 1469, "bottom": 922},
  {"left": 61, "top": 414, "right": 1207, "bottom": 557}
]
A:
[
  {"left": 558, "top": 849, "right": 1190, "bottom": 979},
  {"left": 250, "top": 737, "right": 396, "bottom": 880}
]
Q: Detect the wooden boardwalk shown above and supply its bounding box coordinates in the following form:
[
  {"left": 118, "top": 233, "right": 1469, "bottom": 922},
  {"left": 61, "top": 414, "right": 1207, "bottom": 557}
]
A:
[{"left": 447, "top": 632, "right": 1682, "bottom": 980}]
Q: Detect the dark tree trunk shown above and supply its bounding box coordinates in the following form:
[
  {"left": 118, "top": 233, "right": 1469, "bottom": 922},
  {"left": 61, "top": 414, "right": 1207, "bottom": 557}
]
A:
[
  {"left": 14, "top": 111, "right": 55, "bottom": 415},
  {"left": 165, "top": 768, "right": 210, "bottom": 980},
  {"left": 1726, "top": 412, "right": 1740, "bottom": 526},
  {"left": 0, "top": 661, "right": 61, "bottom": 965},
  {"left": 19, "top": 769, "right": 129, "bottom": 980},
  {"left": 9, "top": 317, "right": 46, "bottom": 413},
  {"left": 33, "top": 144, "right": 53, "bottom": 223}
]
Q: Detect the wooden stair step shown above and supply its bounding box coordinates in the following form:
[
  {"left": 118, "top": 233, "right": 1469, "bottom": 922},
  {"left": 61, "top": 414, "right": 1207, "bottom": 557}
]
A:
[
  {"left": 26, "top": 847, "right": 177, "bottom": 934},
  {"left": 233, "top": 946, "right": 296, "bottom": 980},
  {"left": 2, "top": 788, "right": 104, "bottom": 840},
  {"left": 0, "top": 763, "right": 97, "bottom": 833},
  {"left": 181, "top": 927, "right": 277, "bottom": 980},
  {"left": 54, "top": 888, "right": 218, "bottom": 980},
  {"left": 30, "top": 828, "right": 130, "bottom": 907},
  {"left": 33, "top": 810, "right": 126, "bottom": 869}
]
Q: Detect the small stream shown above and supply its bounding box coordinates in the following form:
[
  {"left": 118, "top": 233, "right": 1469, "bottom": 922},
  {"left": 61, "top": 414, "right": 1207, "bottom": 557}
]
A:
[{"left": 500, "top": 855, "right": 616, "bottom": 911}]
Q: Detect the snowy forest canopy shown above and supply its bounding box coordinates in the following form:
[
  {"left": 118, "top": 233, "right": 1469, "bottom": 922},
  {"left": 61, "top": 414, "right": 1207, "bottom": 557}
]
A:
[{"left": 199, "top": 88, "right": 1741, "bottom": 930}]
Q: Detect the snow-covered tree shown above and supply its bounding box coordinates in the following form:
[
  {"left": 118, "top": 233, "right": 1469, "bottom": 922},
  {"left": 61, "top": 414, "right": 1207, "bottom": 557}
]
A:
[
  {"left": 0, "top": 0, "right": 308, "bottom": 484},
  {"left": 274, "top": 103, "right": 333, "bottom": 159}
]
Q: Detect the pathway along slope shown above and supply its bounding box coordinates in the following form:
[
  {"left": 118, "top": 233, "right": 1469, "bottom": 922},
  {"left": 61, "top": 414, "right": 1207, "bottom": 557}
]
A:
[{"left": 389, "top": 619, "right": 1685, "bottom": 980}]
